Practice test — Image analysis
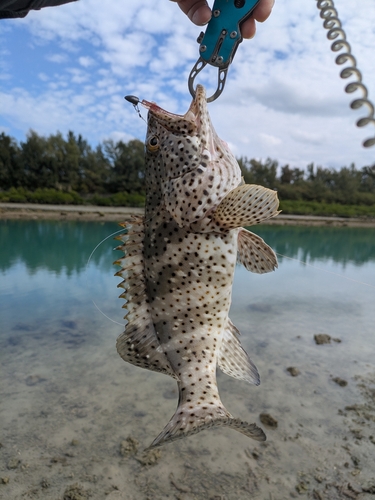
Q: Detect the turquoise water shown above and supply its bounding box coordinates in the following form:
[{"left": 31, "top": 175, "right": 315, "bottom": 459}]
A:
[
  {"left": 1, "top": 221, "right": 123, "bottom": 334},
  {"left": 231, "top": 225, "right": 375, "bottom": 368},
  {"left": 1, "top": 220, "right": 374, "bottom": 499},
  {"left": 2, "top": 221, "right": 374, "bottom": 335}
]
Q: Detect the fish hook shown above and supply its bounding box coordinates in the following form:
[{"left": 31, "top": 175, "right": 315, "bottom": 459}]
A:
[{"left": 125, "top": 95, "right": 146, "bottom": 122}]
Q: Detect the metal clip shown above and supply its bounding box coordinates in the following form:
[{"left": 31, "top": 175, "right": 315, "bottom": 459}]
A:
[{"left": 188, "top": 0, "right": 260, "bottom": 102}]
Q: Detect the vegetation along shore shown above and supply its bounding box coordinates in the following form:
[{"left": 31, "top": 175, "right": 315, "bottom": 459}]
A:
[{"left": 1, "top": 131, "right": 375, "bottom": 222}]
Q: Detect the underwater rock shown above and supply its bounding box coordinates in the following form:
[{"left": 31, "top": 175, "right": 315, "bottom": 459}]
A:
[
  {"left": 247, "top": 303, "right": 273, "bottom": 313},
  {"left": 62, "top": 320, "right": 78, "bottom": 329},
  {"left": 135, "top": 448, "right": 162, "bottom": 466},
  {"left": 332, "top": 377, "right": 348, "bottom": 387},
  {"left": 25, "top": 374, "right": 46, "bottom": 386},
  {"left": 259, "top": 413, "right": 278, "bottom": 429},
  {"left": 287, "top": 367, "right": 300, "bottom": 377},
  {"left": 63, "top": 483, "right": 90, "bottom": 500},
  {"left": 7, "top": 457, "right": 20, "bottom": 469},
  {"left": 40, "top": 478, "right": 50, "bottom": 489},
  {"left": 119, "top": 436, "right": 139, "bottom": 457},
  {"left": 314, "top": 334, "right": 331, "bottom": 345},
  {"left": 50, "top": 456, "right": 67, "bottom": 465},
  {"left": 362, "top": 482, "right": 375, "bottom": 494},
  {"left": 295, "top": 481, "right": 309, "bottom": 494}
]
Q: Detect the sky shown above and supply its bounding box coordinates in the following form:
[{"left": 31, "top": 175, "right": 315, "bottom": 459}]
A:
[{"left": 0, "top": 0, "right": 375, "bottom": 171}]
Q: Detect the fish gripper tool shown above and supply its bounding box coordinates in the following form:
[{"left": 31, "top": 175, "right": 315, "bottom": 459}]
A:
[{"left": 188, "top": 0, "right": 260, "bottom": 103}]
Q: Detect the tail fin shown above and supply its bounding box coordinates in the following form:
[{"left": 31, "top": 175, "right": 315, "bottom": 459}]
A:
[{"left": 147, "top": 402, "right": 266, "bottom": 449}]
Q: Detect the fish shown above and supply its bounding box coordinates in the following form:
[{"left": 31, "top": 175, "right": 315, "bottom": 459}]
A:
[{"left": 114, "top": 84, "right": 280, "bottom": 449}]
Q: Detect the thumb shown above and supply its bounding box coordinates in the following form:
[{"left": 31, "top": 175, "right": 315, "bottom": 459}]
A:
[{"left": 171, "top": 0, "right": 212, "bottom": 26}]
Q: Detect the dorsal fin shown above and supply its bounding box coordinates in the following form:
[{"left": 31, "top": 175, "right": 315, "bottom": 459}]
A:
[{"left": 114, "top": 217, "right": 176, "bottom": 379}]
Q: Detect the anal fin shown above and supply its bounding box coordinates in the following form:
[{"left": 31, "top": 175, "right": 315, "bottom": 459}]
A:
[
  {"left": 237, "top": 228, "right": 278, "bottom": 273},
  {"left": 114, "top": 217, "right": 176, "bottom": 379},
  {"left": 218, "top": 319, "right": 260, "bottom": 385}
]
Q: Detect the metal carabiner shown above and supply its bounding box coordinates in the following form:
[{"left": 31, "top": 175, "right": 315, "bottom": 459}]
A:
[{"left": 188, "top": 0, "right": 261, "bottom": 102}]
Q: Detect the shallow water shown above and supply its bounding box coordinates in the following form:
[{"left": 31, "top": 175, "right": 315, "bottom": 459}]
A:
[{"left": 1, "top": 220, "right": 374, "bottom": 499}]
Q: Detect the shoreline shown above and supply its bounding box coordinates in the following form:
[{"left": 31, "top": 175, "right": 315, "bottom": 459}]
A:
[{"left": 1, "top": 202, "right": 375, "bottom": 227}]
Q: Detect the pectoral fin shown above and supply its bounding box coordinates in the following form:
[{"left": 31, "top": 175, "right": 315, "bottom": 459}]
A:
[
  {"left": 218, "top": 320, "right": 260, "bottom": 385},
  {"left": 237, "top": 228, "right": 278, "bottom": 273},
  {"left": 212, "top": 184, "right": 280, "bottom": 229}
]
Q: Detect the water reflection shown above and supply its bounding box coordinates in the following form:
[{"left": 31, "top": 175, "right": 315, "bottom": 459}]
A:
[
  {"left": 0, "top": 221, "right": 374, "bottom": 277},
  {"left": 251, "top": 225, "right": 375, "bottom": 267},
  {"left": 0, "top": 220, "right": 121, "bottom": 275}
]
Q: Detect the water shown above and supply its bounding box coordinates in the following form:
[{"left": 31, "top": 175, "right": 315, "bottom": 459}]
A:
[{"left": 1, "top": 220, "right": 374, "bottom": 499}]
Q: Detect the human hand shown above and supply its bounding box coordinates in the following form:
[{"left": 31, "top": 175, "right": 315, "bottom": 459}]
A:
[{"left": 172, "top": 0, "right": 274, "bottom": 39}]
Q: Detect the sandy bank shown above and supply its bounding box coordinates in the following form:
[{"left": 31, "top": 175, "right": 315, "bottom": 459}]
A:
[
  {"left": 0, "top": 203, "right": 144, "bottom": 222},
  {"left": 1, "top": 203, "right": 375, "bottom": 227}
]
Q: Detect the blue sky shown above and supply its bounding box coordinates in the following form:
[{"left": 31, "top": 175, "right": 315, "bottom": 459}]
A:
[{"left": 1, "top": 0, "right": 375, "bottom": 170}]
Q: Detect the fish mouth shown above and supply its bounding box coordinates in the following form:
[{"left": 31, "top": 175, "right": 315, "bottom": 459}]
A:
[{"left": 141, "top": 85, "right": 208, "bottom": 135}]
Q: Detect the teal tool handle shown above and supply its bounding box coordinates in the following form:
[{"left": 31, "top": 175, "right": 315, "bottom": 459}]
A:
[{"left": 199, "top": 0, "right": 260, "bottom": 67}]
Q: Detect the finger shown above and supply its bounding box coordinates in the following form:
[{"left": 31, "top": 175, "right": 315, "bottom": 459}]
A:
[
  {"left": 174, "top": 0, "right": 212, "bottom": 26},
  {"left": 241, "top": 0, "right": 274, "bottom": 39},
  {"left": 241, "top": 18, "right": 256, "bottom": 39},
  {"left": 252, "top": 0, "right": 275, "bottom": 23}
]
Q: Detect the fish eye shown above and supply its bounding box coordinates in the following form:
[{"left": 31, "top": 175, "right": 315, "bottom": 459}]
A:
[{"left": 146, "top": 135, "right": 160, "bottom": 152}]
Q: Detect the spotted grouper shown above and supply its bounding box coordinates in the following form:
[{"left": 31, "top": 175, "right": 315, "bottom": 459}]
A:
[{"left": 115, "top": 84, "right": 280, "bottom": 449}]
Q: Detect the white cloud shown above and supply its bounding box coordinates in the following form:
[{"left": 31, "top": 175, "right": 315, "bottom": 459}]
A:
[
  {"left": 46, "top": 53, "right": 69, "bottom": 63},
  {"left": 79, "top": 56, "right": 95, "bottom": 68},
  {"left": 259, "top": 133, "right": 283, "bottom": 147},
  {"left": 0, "top": 0, "right": 374, "bottom": 169},
  {"left": 100, "top": 32, "right": 156, "bottom": 74},
  {"left": 105, "top": 130, "right": 135, "bottom": 144},
  {"left": 67, "top": 67, "right": 90, "bottom": 84},
  {"left": 38, "top": 72, "right": 49, "bottom": 81},
  {"left": 290, "top": 130, "right": 324, "bottom": 146}
]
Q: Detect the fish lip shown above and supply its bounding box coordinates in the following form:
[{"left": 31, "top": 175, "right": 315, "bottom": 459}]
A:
[
  {"left": 141, "top": 99, "right": 178, "bottom": 117},
  {"left": 141, "top": 85, "right": 206, "bottom": 131}
]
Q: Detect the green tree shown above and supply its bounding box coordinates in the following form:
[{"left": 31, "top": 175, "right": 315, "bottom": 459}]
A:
[
  {"left": 104, "top": 138, "right": 145, "bottom": 193},
  {"left": 280, "top": 165, "right": 293, "bottom": 184},
  {"left": 1, "top": 129, "right": 374, "bottom": 209},
  {"left": 361, "top": 164, "right": 375, "bottom": 192},
  {"left": 20, "top": 131, "right": 49, "bottom": 190},
  {"left": 249, "top": 158, "right": 278, "bottom": 188},
  {"left": 0, "top": 132, "right": 22, "bottom": 190},
  {"left": 52, "top": 131, "right": 81, "bottom": 190},
  {"left": 237, "top": 157, "right": 277, "bottom": 188}
]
